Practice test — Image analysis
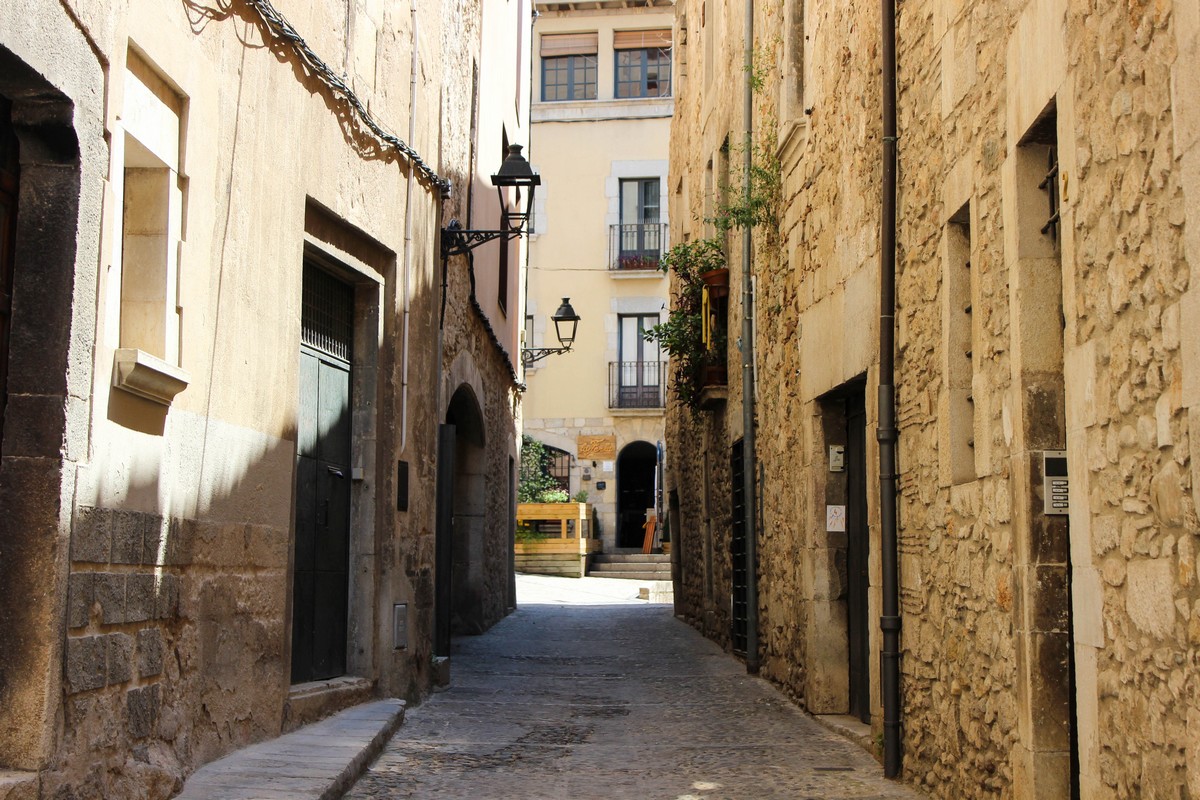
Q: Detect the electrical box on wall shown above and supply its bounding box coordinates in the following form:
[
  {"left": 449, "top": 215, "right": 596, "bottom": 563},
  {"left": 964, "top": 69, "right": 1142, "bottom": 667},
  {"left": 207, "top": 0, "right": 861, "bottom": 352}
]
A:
[
  {"left": 1042, "top": 450, "right": 1069, "bottom": 515},
  {"left": 829, "top": 445, "right": 845, "bottom": 472}
]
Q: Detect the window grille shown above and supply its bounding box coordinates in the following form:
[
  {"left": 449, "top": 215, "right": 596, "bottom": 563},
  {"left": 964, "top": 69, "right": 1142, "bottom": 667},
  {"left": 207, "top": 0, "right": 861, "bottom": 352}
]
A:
[
  {"left": 1038, "top": 146, "right": 1060, "bottom": 245},
  {"left": 302, "top": 262, "right": 354, "bottom": 362}
]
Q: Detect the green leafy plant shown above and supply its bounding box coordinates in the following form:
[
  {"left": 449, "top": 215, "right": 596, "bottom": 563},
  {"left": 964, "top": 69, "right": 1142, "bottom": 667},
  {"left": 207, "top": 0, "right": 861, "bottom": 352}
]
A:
[
  {"left": 644, "top": 237, "right": 727, "bottom": 411},
  {"left": 516, "top": 524, "right": 549, "bottom": 543},
  {"left": 518, "top": 436, "right": 561, "bottom": 503},
  {"left": 571, "top": 490, "right": 589, "bottom": 503}
]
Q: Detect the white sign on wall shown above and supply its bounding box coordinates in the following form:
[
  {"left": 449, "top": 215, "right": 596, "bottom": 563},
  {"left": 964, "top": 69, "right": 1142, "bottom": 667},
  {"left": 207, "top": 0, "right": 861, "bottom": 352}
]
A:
[{"left": 826, "top": 504, "right": 847, "bottom": 532}]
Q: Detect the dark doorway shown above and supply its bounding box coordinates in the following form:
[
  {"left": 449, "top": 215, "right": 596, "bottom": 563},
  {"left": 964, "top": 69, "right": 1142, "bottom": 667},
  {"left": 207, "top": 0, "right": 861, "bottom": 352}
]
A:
[
  {"left": 437, "top": 385, "right": 487, "bottom": 647},
  {"left": 730, "top": 440, "right": 747, "bottom": 656},
  {"left": 291, "top": 263, "right": 353, "bottom": 683},
  {"left": 0, "top": 97, "right": 18, "bottom": 454},
  {"left": 845, "top": 388, "right": 870, "bottom": 723},
  {"left": 616, "top": 440, "right": 657, "bottom": 548}
]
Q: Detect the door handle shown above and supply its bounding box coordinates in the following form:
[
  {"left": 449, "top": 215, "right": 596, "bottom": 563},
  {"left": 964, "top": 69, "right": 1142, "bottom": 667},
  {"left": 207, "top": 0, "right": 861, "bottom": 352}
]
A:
[{"left": 327, "top": 467, "right": 345, "bottom": 478}]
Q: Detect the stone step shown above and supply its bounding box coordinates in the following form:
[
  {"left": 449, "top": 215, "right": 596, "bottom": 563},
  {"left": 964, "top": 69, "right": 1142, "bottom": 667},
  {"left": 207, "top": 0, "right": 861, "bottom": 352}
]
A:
[
  {"left": 591, "top": 553, "right": 671, "bottom": 564},
  {"left": 590, "top": 560, "right": 671, "bottom": 572},
  {"left": 587, "top": 570, "right": 674, "bottom": 581}
]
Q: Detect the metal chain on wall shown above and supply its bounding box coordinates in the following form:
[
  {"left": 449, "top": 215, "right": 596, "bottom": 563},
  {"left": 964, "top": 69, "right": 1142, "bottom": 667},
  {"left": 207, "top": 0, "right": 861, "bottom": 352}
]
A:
[{"left": 243, "top": 0, "right": 452, "bottom": 196}]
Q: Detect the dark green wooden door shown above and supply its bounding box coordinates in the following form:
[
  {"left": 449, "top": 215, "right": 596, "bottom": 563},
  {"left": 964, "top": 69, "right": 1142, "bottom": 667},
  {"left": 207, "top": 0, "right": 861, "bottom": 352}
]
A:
[{"left": 292, "top": 264, "right": 353, "bottom": 683}]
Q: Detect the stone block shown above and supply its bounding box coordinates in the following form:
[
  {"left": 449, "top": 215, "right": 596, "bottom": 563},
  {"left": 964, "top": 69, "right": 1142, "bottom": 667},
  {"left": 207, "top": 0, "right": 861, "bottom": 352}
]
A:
[
  {"left": 125, "top": 572, "right": 156, "bottom": 623},
  {"left": 106, "top": 632, "right": 134, "bottom": 685},
  {"left": 1071, "top": 567, "right": 1104, "bottom": 648},
  {"left": 67, "top": 572, "right": 94, "bottom": 629},
  {"left": 137, "top": 627, "right": 164, "bottom": 678},
  {"left": 0, "top": 393, "right": 66, "bottom": 458},
  {"left": 110, "top": 510, "right": 146, "bottom": 565},
  {"left": 126, "top": 684, "right": 161, "bottom": 739},
  {"left": 66, "top": 635, "right": 106, "bottom": 693},
  {"left": 95, "top": 573, "right": 126, "bottom": 625},
  {"left": 162, "top": 517, "right": 194, "bottom": 566},
  {"left": 1126, "top": 558, "right": 1176, "bottom": 639},
  {"left": 155, "top": 573, "right": 180, "bottom": 620},
  {"left": 71, "top": 506, "right": 111, "bottom": 563},
  {"left": 1030, "top": 564, "right": 1070, "bottom": 633},
  {"left": 142, "top": 518, "right": 164, "bottom": 566},
  {"left": 1028, "top": 632, "right": 1072, "bottom": 751}
]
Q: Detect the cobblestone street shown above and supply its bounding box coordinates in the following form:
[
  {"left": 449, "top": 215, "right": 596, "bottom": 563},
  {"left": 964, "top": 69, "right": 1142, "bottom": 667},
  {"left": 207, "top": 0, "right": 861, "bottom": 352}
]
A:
[{"left": 345, "top": 575, "right": 925, "bottom": 800}]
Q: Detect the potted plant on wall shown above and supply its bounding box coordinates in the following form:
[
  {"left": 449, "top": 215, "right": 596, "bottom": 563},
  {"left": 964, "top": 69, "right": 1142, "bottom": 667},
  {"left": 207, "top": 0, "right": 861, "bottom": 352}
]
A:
[{"left": 645, "top": 237, "right": 728, "bottom": 410}]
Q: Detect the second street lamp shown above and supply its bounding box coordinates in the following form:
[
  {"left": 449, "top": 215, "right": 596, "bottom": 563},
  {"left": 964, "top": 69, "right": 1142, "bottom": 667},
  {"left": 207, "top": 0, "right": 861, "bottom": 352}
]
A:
[{"left": 522, "top": 298, "right": 581, "bottom": 367}]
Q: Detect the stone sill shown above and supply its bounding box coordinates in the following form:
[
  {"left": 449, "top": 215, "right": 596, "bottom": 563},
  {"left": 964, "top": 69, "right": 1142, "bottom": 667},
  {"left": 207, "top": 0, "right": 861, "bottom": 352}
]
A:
[
  {"left": 283, "top": 676, "right": 373, "bottom": 733},
  {"left": 112, "top": 348, "right": 190, "bottom": 406},
  {"left": 609, "top": 407, "right": 665, "bottom": 417},
  {"left": 609, "top": 270, "right": 666, "bottom": 280},
  {"left": 700, "top": 385, "right": 728, "bottom": 409},
  {"left": 532, "top": 97, "right": 673, "bottom": 123}
]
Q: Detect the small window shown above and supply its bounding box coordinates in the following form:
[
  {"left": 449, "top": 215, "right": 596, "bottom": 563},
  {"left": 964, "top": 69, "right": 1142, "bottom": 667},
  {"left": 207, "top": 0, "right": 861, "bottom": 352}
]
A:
[
  {"left": 540, "top": 33, "right": 599, "bottom": 102},
  {"left": 615, "top": 48, "right": 672, "bottom": 98},
  {"left": 542, "top": 55, "right": 597, "bottom": 101}
]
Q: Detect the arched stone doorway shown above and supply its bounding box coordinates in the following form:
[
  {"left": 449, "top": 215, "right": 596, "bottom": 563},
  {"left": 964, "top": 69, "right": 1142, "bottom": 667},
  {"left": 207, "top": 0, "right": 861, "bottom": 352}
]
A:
[
  {"left": 616, "top": 440, "right": 658, "bottom": 549},
  {"left": 435, "top": 385, "right": 488, "bottom": 654}
]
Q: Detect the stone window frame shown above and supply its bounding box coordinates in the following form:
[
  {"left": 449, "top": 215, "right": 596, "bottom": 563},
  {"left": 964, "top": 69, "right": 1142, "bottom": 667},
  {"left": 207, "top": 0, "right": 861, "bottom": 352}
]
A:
[{"left": 109, "top": 48, "right": 190, "bottom": 407}]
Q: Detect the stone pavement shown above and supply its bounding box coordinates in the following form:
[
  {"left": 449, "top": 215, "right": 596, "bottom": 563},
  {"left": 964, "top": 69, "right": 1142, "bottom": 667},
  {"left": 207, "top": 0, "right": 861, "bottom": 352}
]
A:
[{"left": 345, "top": 574, "right": 926, "bottom": 800}]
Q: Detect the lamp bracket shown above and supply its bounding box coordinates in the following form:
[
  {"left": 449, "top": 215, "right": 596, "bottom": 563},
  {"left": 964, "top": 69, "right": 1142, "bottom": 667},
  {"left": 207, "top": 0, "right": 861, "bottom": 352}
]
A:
[
  {"left": 441, "top": 217, "right": 530, "bottom": 259},
  {"left": 521, "top": 346, "right": 573, "bottom": 368}
]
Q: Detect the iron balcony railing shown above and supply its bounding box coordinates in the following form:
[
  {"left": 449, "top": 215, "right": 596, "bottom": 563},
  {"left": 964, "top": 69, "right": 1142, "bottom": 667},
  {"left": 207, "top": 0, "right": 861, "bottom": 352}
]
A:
[
  {"left": 609, "top": 361, "right": 667, "bottom": 409},
  {"left": 609, "top": 223, "right": 667, "bottom": 271}
]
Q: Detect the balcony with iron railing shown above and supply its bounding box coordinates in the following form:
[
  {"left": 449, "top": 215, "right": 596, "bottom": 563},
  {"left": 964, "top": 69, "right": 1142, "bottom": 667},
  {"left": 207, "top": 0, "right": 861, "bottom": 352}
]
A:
[
  {"left": 609, "top": 361, "right": 667, "bottom": 409},
  {"left": 609, "top": 223, "right": 667, "bottom": 271}
]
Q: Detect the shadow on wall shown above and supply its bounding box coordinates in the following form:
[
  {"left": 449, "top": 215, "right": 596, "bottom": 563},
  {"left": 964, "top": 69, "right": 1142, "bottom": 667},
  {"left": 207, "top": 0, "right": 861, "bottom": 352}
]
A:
[{"left": 52, "top": 414, "right": 303, "bottom": 796}]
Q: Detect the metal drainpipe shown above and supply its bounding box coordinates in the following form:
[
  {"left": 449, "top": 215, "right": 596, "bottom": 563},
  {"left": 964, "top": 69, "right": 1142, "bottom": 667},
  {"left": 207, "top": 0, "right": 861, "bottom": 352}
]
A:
[
  {"left": 742, "top": 0, "right": 759, "bottom": 676},
  {"left": 878, "top": 0, "right": 902, "bottom": 779}
]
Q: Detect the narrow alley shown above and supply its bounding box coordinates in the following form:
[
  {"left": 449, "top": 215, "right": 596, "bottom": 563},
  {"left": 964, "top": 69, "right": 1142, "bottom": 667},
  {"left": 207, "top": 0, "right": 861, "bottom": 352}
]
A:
[{"left": 344, "top": 575, "right": 925, "bottom": 800}]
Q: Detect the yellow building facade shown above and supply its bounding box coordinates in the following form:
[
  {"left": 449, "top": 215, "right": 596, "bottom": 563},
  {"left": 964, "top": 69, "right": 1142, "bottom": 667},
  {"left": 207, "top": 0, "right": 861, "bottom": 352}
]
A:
[{"left": 524, "top": 0, "right": 674, "bottom": 553}]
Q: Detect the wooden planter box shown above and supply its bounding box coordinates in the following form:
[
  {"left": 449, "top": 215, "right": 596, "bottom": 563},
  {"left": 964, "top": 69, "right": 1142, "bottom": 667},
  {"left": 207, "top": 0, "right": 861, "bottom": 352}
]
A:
[{"left": 515, "top": 503, "right": 601, "bottom": 578}]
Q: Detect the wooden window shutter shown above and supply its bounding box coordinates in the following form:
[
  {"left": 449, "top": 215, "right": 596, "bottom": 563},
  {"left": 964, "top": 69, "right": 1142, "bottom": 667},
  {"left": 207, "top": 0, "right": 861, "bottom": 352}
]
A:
[
  {"left": 540, "top": 32, "right": 599, "bottom": 57},
  {"left": 613, "top": 29, "right": 672, "bottom": 50}
]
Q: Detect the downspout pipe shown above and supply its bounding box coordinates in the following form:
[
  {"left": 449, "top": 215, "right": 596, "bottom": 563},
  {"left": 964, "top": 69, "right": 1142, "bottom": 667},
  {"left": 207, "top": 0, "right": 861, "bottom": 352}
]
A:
[
  {"left": 878, "top": 0, "right": 902, "bottom": 779},
  {"left": 400, "top": 0, "right": 419, "bottom": 454},
  {"left": 742, "top": 0, "right": 759, "bottom": 676}
]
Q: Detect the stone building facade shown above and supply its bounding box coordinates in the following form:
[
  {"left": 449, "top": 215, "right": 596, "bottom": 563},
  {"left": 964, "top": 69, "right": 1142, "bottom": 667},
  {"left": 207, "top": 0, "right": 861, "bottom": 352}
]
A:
[
  {"left": 524, "top": 0, "right": 674, "bottom": 553},
  {"left": 0, "top": 0, "right": 530, "bottom": 797},
  {"left": 666, "top": 0, "right": 1200, "bottom": 797}
]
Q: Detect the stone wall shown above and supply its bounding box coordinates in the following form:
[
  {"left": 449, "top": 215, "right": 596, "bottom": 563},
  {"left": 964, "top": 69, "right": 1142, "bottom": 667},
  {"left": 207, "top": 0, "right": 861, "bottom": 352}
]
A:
[
  {"left": 0, "top": 0, "right": 523, "bottom": 797},
  {"left": 667, "top": 0, "right": 1200, "bottom": 797}
]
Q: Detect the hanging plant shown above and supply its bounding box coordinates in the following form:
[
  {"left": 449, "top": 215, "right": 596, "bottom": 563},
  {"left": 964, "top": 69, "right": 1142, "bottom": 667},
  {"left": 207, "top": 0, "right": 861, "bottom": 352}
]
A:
[{"left": 645, "top": 237, "right": 728, "bottom": 411}]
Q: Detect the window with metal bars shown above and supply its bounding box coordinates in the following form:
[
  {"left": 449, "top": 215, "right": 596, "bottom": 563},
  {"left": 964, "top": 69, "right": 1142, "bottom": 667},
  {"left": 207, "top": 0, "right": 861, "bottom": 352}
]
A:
[
  {"left": 301, "top": 262, "right": 354, "bottom": 362},
  {"left": 1039, "top": 146, "right": 1060, "bottom": 245}
]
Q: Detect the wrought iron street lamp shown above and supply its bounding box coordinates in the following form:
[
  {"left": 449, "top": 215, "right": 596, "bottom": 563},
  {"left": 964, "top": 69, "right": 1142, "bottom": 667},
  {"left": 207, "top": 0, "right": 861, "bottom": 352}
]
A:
[
  {"left": 441, "top": 144, "right": 540, "bottom": 259},
  {"left": 522, "top": 298, "right": 580, "bottom": 367}
]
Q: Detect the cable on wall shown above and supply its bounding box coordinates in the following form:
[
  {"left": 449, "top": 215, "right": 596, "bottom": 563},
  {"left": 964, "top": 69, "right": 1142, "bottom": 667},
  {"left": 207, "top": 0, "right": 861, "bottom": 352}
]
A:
[{"left": 243, "top": 0, "right": 452, "bottom": 196}]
